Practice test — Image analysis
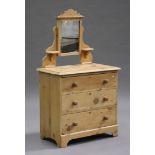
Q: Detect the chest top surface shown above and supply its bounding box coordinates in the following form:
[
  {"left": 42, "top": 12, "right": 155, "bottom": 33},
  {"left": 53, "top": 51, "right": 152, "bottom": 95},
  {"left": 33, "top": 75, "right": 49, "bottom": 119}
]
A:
[{"left": 37, "top": 63, "right": 120, "bottom": 76}]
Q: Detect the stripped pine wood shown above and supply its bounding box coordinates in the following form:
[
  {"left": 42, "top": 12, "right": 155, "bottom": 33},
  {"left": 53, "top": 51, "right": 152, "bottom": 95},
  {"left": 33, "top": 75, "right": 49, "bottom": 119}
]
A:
[
  {"left": 39, "top": 73, "right": 50, "bottom": 138},
  {"left": 38, "top": 63, "right": 120, "bottom": 76},
  {"left": 49, "top": 75, "right": 62, "bottom": 145},
  {"left": 61, "top": 72, "right": 118, "bottom": 93},
  {"left": 60, "top": 125, "right": 118, "bottom": 147},
  {"left": 38, "top": 69, "right": 119, "bottom": 147},
  {"left": 61, "top": 89, "right": 116, "bottom": 114},
  {"left": 37, "top": 9, "right": 120, "bottom": 148},
  {"left": 61, "top": 105, "right": 117, "bottom": 134},
  {"left": 38, "top": 70, "right": 119, "bottom": 147}
]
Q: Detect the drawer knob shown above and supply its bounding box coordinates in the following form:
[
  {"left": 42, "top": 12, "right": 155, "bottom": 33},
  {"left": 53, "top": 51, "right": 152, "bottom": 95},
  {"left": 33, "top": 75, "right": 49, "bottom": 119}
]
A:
[
  {"left": 71, "top": 82, "right": 78, "bottom": 88},
  {"left": 102, "top": 116, "right": 108, "bottom": 121},
  {"left": 67, "top": 126, "right": 71, "bottom": 131},
  {"left": 102, "top": 97, "right": 109, "bottom": 102},
  {"left": 93, "top": 98, "right": 99, "bottom": 104},
  {"left": 66, "top": 122, "right": 78, "bottom": 131},
  {"left": 102, "top": 79, "right": 109, "bottom": 85},
  {"left": 72, "top": 122, "right": 78, "bottom": 126},
  {"left": 72, "top": 101, "right": 78, "bottom": 106}
]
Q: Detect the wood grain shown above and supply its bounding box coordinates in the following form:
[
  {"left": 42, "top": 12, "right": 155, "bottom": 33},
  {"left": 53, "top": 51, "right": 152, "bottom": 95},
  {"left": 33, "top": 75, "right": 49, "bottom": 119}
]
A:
[
  {"left": 37, "top": 63, "right": 120, "bottom": 76},
  {"left": 38, "top": 64, "right": 120, "bottom": 147},
  {"left": 61, "top": 105, "right": 117, "bottom": 134},
  {"left": 38, "top": 9, "right": 120, "bottom": 148},
  {"left": 61, "top": 89, "right": 116, "bottom": 114},
  {"left": 39, "top": 73, "right": 50, "bottom": 138},
  {"left": 61, "top": 72, "right": 118, "bottom": 93},
  {"left": 60, "top": 125, "right": 118, "bottom": 147}
]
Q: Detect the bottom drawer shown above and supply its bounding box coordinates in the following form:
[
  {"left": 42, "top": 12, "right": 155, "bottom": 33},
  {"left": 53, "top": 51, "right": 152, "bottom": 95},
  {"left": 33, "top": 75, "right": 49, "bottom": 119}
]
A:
[{"left": 61, "top": 105, "right": 117, "bottom": 135}]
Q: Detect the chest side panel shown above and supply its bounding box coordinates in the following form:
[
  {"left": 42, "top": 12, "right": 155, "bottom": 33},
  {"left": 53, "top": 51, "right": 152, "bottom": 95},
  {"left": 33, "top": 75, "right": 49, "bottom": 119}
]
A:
[
  {"left": 39, "top": 73, "right": 51, "bottom": 138},
  {"left": 50, "top": 75, "right": 62, "bottom": 142}
]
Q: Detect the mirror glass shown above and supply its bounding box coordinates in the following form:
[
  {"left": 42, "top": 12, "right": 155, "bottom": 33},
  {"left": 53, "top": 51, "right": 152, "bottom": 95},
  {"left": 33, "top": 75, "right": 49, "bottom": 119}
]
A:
[{"left": 61, "top": 20, "right": 80, "bottom": 53}]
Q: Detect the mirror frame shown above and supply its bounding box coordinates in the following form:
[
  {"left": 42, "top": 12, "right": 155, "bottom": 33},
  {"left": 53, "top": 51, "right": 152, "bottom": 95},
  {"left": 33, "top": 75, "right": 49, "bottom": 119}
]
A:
[
  {"left": 56, "top": 9, "right": 84, "bottom": 56},
  {"left": 42, "top": 9, "right": 93, "bottom": 67}
]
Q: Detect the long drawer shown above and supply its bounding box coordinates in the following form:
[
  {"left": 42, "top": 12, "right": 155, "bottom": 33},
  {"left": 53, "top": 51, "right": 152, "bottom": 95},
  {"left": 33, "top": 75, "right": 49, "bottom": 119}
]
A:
[
  {"left": 61, "top": 89, "right": 116, "bottom": 114},
  {"left": 61, "top": 72, "right": 117, "bottom": 93},
  {"left": 61, "top": 105, "right": 117, "bottom": 135}
]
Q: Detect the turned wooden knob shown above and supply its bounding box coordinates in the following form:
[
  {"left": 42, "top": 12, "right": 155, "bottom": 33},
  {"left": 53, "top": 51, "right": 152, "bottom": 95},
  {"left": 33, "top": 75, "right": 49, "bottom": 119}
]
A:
[
  {"left": 67, "top": 126, "right": 71, "bottom": 131},
  {"left": 67, "top": 122, "right": 78, "bottom": 131},
  {"left": 72, "top": 122, "right": 78, "bottom": 126},
  {"left": 102, "top": 97, "right": 109, "bottom": 102},
  {"left": 102, "top": 79, "right": 109, "bottom": 85},
  {"left": 93, "top": 98, "right": 99, "bottom": 104},
  {"left": 72, "top": 101, "right": 78, "bottom": 106},
  {"left": 102, "top": 116, "right": 108, "bottom": 121},
  {"left": 71, "top": 82, "right": 78, "bottom": 88}
]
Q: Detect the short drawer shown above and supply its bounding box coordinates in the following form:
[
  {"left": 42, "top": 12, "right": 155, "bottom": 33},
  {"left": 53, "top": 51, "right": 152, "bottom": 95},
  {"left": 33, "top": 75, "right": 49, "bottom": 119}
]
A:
[
  {"left": 61, "top": 105, "right": 117, "bottom": 135},
  {"left": 61, "top": 72, "right": 117, "bottom": 93},
  {"left": 62, "top": 89, "right": 116, "bottom": 114}
]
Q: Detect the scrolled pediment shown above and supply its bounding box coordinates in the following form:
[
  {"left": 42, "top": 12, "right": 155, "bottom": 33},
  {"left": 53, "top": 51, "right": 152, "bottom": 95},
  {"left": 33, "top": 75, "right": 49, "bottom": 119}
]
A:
[{"left": 57, "top": 9, "right": 84, "bottom": 19}]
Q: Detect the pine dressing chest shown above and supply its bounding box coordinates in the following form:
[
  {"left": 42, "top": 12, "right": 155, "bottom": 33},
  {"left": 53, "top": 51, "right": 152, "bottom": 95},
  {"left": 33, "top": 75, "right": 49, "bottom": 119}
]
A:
[{"left": 37, "top": 9, "right": 120, "bottom": 148}]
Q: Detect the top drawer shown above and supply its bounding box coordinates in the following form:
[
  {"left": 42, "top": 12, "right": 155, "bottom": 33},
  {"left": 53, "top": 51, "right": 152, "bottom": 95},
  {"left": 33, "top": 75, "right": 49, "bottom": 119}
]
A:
[{"left": 61, "top": 72, "right": 117, "bottom": 93}]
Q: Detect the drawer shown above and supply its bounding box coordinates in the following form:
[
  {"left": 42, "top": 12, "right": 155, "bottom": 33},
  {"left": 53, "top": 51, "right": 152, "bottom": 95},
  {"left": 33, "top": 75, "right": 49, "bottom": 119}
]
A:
[
  {"left": 61, "top": 72, "right": 117, "bottom": 93},
  {"left": 62, "top": 89, "right": 116, "bottom": 114},
  {"left": 61, "top": 105, "right": 117, "bottom": 134}
]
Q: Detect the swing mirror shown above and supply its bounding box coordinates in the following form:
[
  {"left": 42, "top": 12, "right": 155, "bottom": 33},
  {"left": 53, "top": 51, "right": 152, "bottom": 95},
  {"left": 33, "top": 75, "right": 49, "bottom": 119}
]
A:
[
  {"left": 60, "top": 20, "right": 80, "bottom": 53},
  {"left": 42, "top": 9, "right": 93, "bottom": 67}
]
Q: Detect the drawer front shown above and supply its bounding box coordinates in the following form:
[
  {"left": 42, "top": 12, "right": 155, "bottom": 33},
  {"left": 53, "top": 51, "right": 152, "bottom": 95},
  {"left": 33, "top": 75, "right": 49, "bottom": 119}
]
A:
[
  {"left": 61, "top": 105, "right": 117, "bottom": 134},
  {"left": 61, "top": 72, "right": 117, "bottom": 93},
  {"left": 62, "top": 89, "right": 116, "bottom": 114}
]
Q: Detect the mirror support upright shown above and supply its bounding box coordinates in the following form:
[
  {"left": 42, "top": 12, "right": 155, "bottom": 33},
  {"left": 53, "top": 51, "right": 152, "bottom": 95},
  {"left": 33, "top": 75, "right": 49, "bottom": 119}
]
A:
[{"left": 80, "top": 48, "right": 94, "bottom": 64}]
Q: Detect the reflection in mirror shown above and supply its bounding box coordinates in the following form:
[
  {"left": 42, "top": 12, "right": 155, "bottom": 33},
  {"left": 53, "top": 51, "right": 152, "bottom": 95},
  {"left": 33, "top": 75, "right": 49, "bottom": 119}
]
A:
[{"left": 61, "top": 20, "right": 80, "bottom": 53}]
